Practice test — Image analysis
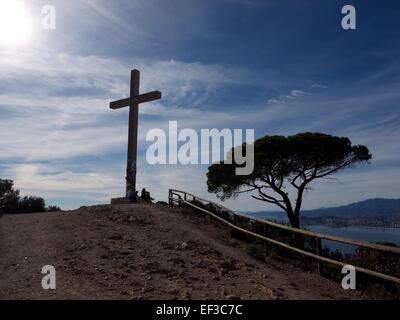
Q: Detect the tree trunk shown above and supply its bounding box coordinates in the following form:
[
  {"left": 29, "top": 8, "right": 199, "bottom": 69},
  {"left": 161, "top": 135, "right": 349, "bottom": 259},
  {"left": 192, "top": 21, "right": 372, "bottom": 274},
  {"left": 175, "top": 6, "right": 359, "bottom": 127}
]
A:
[
  {"left": 287, "top": 212, "right": 304, "bottom": 249},
  {"left": 287, "top": 212, "right": 300, "bottom": 229}
]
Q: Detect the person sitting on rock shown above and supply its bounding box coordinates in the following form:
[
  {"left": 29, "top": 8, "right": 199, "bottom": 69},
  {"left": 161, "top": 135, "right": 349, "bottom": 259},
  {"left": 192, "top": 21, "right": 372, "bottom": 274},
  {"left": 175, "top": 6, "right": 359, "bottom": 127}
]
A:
[
  {"left": 146, "top": 191, "right": 154, "bottom": 203},
  {"left": 141, "top": 188, "right": 154, "bottom": 203},
  {"left": 141, "top": 188, "right": 147, "bottom": 201}
]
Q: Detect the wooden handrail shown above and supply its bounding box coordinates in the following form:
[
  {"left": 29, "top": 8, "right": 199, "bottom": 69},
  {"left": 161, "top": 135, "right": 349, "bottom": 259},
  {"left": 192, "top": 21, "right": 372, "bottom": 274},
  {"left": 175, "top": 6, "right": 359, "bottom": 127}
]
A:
[
  {"left": 169, "top": 189, "right": 400, "bottom": 254},
  {"left": 168, "top": 189, "right": 400, "bottom": 285}
]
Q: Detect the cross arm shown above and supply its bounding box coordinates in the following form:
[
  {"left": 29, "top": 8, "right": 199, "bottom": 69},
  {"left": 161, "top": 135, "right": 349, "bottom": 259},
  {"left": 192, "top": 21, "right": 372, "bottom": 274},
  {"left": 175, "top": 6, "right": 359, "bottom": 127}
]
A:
[
  {"left": 135, "top": 91, "right": 162, "bottom": 104},
  {"left": 110, "top": 98, "right": 130, "bottom": 110},
  {"left": 109, "top": 91, "right": 162, "bottom": 110}
]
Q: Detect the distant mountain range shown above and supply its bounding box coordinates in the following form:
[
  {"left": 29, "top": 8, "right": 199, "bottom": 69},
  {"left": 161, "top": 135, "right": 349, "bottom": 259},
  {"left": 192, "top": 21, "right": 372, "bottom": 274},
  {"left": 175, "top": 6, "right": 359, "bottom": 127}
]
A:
[{"left": 247, "top": 198, "right": 400, "bottom": 221}]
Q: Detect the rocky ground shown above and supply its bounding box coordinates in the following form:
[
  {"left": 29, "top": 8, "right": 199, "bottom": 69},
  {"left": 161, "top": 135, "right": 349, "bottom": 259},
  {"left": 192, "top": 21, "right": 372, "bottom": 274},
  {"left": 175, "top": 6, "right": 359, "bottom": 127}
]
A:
[{"left": 0, "top": 203, "right": 364, "bottom": 299}]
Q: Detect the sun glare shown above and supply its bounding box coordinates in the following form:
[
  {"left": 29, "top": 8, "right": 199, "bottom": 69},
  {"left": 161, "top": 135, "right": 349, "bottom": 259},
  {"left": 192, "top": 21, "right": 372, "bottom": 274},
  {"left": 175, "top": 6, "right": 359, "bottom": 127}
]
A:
[{"left": 0, "top": 0, "right": 33, "bottom": 46}]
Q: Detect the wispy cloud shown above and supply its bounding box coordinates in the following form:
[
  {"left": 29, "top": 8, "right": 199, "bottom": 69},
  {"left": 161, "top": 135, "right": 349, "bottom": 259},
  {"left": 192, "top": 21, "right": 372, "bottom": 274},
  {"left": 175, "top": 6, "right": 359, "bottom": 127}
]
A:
[
  {"left": 290, "top": 89, "right": 305, "bottom": 97},
  {"left": 267, "top": 88, "right": 307, "bottom": 105},
  {"left": 310, "top": 83, "right": 328, "bottom": 89}
]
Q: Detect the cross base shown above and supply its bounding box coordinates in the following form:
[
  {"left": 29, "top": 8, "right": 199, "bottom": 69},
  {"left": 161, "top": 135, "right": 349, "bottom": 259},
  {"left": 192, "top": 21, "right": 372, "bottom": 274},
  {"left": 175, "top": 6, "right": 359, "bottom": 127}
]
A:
[
  {"left": 110, "top": 197, "right": 131, "bottom": 205},
  {"left": 110, "top": 197, "right": 148, "bottom": 205}
]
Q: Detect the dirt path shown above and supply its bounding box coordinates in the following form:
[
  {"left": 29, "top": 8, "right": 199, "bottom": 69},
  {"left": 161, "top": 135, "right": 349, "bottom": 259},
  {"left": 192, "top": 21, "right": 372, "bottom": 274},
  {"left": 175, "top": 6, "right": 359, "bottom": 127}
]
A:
[{"left": 0, "top": 204, "right": 363, "bottom": 299}]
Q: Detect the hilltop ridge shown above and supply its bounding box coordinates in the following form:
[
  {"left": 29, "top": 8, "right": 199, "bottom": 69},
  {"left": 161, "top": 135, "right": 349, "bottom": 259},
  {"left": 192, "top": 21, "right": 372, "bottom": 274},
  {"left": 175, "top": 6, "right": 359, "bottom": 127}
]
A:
[{"left": 0, "top": 203, "right": 361, "bottom": 299}]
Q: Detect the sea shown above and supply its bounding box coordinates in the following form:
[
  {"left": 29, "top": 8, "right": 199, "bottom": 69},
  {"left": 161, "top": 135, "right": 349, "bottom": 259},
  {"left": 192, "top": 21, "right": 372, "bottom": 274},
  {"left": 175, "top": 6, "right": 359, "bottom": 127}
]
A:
[{"left": 246, "top": 212, "right": 400, "bottom": 254}]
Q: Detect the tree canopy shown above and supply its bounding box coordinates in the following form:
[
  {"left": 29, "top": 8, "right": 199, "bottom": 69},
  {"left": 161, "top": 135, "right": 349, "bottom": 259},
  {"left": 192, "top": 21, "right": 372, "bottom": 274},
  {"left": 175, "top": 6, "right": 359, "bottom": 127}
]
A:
[
  {"left": 207, "top": 132, "right": 371, "bottom": 228},
  {"left": 0, "top": 179, "right": 20, "bottom": 213},
  {"left": 0, "top": 179, "right": 57, "bottom": 214}
]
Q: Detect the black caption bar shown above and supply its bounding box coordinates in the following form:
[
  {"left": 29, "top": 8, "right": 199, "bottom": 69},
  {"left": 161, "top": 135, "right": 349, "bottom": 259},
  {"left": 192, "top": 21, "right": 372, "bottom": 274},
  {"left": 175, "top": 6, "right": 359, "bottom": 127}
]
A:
[{"left": 0, "top": 300, "right": 396, "bottom": 319}]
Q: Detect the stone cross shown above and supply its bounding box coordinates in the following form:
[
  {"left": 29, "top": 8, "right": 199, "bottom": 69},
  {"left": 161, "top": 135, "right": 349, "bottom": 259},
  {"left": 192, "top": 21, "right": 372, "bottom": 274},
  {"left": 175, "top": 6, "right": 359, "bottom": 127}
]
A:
[{"left": 110, "top": 69, "right": 161, "bottom": 197}]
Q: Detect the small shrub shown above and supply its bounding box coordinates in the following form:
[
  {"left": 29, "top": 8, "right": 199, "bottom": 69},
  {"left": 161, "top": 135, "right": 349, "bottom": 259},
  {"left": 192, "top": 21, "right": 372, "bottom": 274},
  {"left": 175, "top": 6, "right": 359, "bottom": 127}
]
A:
[{"left": 47, "top": 205, "right": 61, "bottom": 212}]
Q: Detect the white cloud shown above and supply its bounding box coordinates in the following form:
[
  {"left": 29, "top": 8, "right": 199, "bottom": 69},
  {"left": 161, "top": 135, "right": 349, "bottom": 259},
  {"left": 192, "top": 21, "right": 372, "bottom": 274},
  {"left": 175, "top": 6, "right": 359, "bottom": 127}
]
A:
[
  {"left": 267, "top": 98, "right": 281, "bottom": 104},
  {"left": 290, "top": 89, "right": 305, "bottom": 97},
  {"left": 310, "top": 83, "right": 328, "bottom": 89},
  {"left": 6, "top": 163, "right": 121, "bottom": 203},
  {"left": 267, "top": 88, "right": 308, "bottom": 105}
]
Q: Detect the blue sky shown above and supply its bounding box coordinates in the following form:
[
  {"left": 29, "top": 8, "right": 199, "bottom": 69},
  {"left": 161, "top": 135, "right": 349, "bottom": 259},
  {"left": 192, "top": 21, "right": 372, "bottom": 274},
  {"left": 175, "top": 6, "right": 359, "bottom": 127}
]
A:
[{"left": 0, "top": 0, "right": 400, "bottom": 211}]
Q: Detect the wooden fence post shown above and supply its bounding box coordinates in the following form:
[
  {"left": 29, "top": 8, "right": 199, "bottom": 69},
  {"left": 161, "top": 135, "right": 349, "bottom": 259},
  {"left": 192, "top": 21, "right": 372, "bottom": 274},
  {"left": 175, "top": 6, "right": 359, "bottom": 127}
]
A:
[
  {"left": 231, "top": 214, "right": 238, "bottom": 238},
  {"left": 264, "top": 224, "right": 269, "bottom": 257},
  {"left": 316, "top": 237, "right": 322, "bottom": 275}
]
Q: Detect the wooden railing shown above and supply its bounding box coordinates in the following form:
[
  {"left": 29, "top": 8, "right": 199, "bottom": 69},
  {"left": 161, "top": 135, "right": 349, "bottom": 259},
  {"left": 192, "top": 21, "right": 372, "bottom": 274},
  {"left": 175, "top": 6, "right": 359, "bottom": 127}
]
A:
[{"left": 169, "top": 189, "right": 400, "bottom": 285}]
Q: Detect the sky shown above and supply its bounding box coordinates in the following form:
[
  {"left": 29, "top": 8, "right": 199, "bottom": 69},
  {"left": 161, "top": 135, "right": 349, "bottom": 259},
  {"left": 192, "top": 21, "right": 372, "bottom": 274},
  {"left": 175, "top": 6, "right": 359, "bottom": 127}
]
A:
[{"left": 0, "top": 0, "right": 400, "bottom": 212}]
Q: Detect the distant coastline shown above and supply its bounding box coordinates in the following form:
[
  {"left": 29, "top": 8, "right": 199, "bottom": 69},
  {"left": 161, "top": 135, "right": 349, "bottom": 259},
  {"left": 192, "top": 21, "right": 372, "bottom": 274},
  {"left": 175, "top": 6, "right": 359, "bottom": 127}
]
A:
[
  {"left": 246, "top": 197, "right": 400, "bottom": 229},
  {"left": 300, "top": 215, "right": 400, "bottom": 229},
  {"left": 247, "top": 212, "right": 400, "bottom": 229}
]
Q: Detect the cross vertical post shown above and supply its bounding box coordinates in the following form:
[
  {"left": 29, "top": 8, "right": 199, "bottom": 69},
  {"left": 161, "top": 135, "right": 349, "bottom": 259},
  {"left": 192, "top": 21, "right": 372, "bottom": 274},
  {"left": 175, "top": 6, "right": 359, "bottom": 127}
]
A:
[{"left": 126, "top": 70, "right": 140, "bottom": 197}]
